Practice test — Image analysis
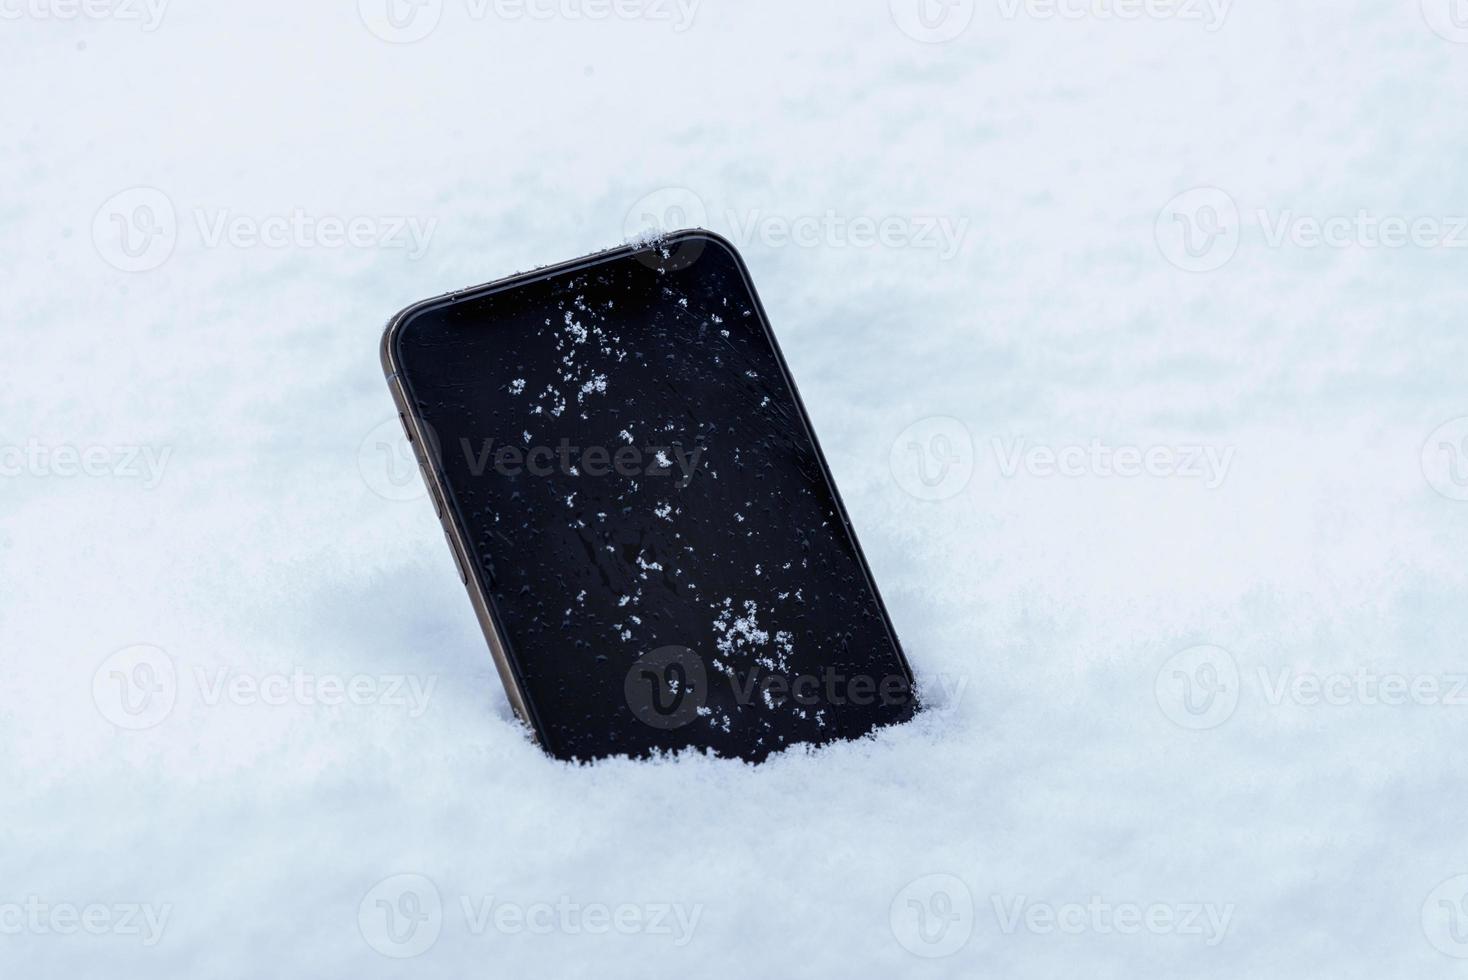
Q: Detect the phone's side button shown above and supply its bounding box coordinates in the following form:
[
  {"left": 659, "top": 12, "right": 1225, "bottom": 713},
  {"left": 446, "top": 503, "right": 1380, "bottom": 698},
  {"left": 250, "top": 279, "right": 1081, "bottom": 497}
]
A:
[
  {"left": 444, "top": 528, "right": 468, "bottom": 584},
  {"left": 420, "top": 461, "right": 444, "bottom": 518},
  {"left": 398, "top": 412, "right": 414, "bottom": 443}
]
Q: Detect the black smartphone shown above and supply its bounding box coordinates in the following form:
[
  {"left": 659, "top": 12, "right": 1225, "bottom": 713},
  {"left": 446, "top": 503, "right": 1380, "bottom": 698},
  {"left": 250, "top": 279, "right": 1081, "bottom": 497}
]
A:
[{"left": 381, "top": 230, "right": 916, "bottom": 761}]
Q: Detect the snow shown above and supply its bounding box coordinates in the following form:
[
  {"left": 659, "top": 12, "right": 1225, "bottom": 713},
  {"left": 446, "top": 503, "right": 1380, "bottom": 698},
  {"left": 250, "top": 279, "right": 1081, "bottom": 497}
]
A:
[{"left": 6, "top": 0, "right": 1468, "bottom": 976}]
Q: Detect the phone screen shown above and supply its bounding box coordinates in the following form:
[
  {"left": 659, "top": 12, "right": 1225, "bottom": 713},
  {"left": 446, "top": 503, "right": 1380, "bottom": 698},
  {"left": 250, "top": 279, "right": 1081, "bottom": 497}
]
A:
[{"left": 392, "top": 234, "right": 914, "bottom": 760}]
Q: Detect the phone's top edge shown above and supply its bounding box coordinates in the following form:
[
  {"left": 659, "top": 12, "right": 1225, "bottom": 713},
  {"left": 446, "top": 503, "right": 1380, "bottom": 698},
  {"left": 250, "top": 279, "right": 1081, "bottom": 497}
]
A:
[{"left": 377, "top": 228, "right": 739, "bottom": 379}]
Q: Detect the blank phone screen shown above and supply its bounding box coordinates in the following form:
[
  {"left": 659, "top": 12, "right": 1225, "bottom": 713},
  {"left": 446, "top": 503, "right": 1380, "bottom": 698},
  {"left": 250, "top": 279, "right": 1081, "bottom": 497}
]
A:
[{"left": 392, "top": 234, "right": 913, "bottom": 760}]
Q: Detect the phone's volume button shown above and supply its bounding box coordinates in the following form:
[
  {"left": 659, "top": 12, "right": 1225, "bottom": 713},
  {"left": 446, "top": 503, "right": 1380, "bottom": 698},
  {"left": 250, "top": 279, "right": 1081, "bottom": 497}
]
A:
[
  {"left": 444, "top": 528, "right": 468, "bottom": 584},
  {"left": 399, "top": 412, "right": 414, "bottom": 443},
  {"left": 417, "top": 460, "right": 444, "bottom": 517}
]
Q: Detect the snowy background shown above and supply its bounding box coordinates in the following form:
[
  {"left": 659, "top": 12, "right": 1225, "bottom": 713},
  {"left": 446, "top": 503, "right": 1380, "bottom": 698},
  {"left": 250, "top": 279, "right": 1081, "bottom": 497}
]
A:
[{"left": 6, "top": 0, "right": 1468, "bottom": 975}]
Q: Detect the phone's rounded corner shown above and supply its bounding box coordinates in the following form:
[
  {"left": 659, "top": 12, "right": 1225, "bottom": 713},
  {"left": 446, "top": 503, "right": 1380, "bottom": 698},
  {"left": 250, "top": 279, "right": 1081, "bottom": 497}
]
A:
[
  {"left": 665, "top": 226, "right": 744, "bottom": 264},
  {"left": 378, "top": 296, "right": 441, "bottom": 380}
]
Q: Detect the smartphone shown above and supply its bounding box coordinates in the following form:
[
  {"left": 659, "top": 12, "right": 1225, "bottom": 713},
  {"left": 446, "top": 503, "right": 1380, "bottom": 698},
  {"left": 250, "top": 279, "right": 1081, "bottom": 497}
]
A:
[{"left": 380, "top": 230, "right": 915, "bottom": 761}]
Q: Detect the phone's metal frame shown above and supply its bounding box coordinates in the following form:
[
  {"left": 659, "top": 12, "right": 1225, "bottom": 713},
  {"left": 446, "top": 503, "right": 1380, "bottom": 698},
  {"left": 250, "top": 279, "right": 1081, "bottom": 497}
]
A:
[{"left": 380, "top": 229, "right": 914, "bottom": 757}]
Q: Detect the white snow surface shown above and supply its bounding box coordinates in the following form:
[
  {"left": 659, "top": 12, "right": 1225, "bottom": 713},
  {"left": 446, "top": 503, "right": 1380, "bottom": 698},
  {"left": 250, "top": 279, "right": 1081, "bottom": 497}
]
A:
[{"left": 6, "top": 1, "right": 1468, "bottom": 976}]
